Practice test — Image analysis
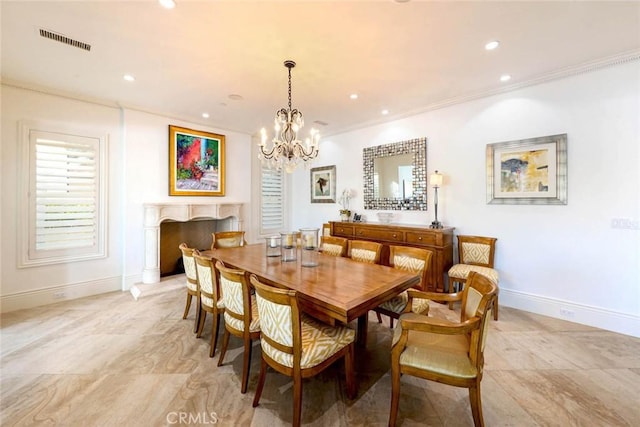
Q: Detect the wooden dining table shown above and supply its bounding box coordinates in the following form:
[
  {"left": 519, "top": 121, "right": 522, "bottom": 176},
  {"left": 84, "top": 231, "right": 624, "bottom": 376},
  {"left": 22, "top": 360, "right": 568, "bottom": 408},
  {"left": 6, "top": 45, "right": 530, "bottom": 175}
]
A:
[{"left": 202, "top": 243, "right": 420, "bottom": 347}]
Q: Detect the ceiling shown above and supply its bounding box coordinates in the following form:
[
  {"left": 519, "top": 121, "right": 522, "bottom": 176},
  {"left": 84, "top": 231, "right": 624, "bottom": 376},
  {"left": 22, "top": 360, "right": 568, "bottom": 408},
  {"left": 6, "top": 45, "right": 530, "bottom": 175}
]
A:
[{"left": 2, "top": 1, "right": 639, "bottom": 137}]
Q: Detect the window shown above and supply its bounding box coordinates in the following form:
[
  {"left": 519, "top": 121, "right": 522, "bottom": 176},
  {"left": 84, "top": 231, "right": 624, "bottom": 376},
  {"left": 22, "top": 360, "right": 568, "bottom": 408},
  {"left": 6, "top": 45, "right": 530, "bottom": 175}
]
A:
[
  {"left": 260, "top": 165, "right": 285, "bottom": 235},
  {"left": 19, "top": 123, "right": 106, "bottom": 266}
]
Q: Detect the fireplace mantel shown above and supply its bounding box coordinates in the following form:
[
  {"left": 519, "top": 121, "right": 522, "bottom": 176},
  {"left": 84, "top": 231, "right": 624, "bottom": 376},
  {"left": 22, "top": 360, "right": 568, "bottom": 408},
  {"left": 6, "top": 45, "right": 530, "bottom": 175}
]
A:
[{"left": 142, "top": 202, "right": 243, "bottom": 283}]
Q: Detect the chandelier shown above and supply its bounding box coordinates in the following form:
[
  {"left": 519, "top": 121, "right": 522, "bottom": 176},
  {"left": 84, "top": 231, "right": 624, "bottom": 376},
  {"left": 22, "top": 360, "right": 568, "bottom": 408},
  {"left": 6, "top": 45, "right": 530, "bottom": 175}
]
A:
[{"left": 259, "top": 60, "right": 319, "bottom": 173}]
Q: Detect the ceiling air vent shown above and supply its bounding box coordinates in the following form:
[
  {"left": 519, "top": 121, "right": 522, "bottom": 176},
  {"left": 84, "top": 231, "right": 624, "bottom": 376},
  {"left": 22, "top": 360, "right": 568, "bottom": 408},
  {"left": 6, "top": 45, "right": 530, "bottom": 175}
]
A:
[{"left": 39, "top": 28, "right": 91, "bottom": 52}]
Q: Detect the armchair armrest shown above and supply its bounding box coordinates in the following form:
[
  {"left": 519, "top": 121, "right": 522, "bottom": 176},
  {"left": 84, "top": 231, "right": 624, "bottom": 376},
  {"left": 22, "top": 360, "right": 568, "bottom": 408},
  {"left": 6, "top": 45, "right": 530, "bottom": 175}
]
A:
[
  {"left": 404, "top": 289, "right": 462, "bottom": 314},
  {"left": 407, "top": 289, "right": 463, "bottom": 303},
  {"left": 399, "top": 312, "right": 481, "bottom": 335}
]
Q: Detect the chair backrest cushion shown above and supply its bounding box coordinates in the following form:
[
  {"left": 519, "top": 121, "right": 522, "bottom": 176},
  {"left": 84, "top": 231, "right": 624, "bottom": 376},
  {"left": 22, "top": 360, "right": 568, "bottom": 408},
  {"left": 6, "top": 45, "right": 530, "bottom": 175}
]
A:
[
  {"left": 461, "top": 242, "right": 491, "bottom": 265},
  {"left": 255, "top": 294, "right": 293, "bottom": 347},
  {"left": 195, "top": 259, "right": 215, "bottom": 308},
  {"left": 220, "top": 274, "right": 244, "bottom": 317},
  {"left": 393, "top": 255, "right": 426, "bottom": 274},
  {"left": 463, "top": 286, "right": 483, "bottom": 320},
  {"left": 213, "top": 231, "right": 246, "bottom": 248},
  {"left": 179, "top": 243, "right": 198, "bottom": 282},
  {"left": 351, "top": 248, "right": 377, "bottom": 263},
  {"left": 322, "top": 243, "right": 344, "bottom": 256}
]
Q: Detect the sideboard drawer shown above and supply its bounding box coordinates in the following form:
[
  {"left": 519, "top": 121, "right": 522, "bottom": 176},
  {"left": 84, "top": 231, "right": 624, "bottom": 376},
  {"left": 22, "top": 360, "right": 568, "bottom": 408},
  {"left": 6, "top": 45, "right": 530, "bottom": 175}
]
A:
[
  {"left": 333, "top": 224, "right": 354, "bottom": 236},
  {"left": 406, "top": 232, "right": 437, "bottom": 246},
  {"left": 355, "top": 227, "right": 404, "bottom": 243}
]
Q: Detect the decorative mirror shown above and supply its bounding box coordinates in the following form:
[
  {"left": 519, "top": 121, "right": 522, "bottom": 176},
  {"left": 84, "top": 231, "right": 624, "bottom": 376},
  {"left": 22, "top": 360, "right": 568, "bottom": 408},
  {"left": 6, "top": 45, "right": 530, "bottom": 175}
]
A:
[{"left": 363, "top": 137, "right": 428, "bottom": 210}]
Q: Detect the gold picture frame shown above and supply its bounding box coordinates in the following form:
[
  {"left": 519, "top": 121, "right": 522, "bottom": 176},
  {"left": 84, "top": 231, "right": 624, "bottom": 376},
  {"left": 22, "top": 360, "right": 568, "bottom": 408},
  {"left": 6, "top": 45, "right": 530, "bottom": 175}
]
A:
[{"left": 169, "top": 125, "right": 225, "bottom": 196}]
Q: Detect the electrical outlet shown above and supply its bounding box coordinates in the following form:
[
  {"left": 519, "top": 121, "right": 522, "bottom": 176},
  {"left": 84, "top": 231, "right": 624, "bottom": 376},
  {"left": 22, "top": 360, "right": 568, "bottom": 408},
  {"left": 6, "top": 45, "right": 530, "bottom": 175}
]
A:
[
  {"left": 559, "top": 308, "right": 575, "bottom": 318},
  {"left": 52, "top": 291, "right": 66, "bottom": 300},
  {"left": 611, "top": 218, "right": 640, "bottom": 230}
]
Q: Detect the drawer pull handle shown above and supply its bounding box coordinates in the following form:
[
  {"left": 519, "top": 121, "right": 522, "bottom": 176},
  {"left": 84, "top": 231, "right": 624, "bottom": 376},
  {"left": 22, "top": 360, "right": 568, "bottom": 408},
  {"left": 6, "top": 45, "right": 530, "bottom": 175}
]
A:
[
  {"left": 418, "top": 236, "right": 423, "bottom": 240},
  {"left": 393, "top": 234, "right": 397, "bottom": 238}
]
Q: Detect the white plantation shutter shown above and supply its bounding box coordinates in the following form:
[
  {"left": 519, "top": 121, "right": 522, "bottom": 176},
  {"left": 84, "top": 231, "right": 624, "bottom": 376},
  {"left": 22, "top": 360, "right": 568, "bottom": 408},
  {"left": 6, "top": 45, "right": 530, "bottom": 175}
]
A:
[
  {"left": 260, "top": 165, "right": 284, "bottom": 234},
  {"left": 21, "top": 127, "right": 106, "bottom": 266}
]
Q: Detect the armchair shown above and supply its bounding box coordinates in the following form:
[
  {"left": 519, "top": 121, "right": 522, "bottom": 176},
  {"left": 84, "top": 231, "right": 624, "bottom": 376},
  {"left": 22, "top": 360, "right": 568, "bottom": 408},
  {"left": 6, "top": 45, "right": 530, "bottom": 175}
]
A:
[{"left": 389, "top": 271, "right": 498, "bottom": 427}]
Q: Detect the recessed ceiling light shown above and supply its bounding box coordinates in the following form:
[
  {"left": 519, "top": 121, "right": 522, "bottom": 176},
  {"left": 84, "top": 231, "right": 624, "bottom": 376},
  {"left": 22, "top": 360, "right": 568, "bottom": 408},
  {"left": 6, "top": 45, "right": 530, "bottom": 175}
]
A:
[
  {"left": 159, "top": 0, "right": 176, "bottom": 9},
  {"left": 123, "top": 74, "right": 135, "bottom": 82},
  {"left": 350, "top": 94, "right": 358, "bottom": 100},
  {"left": 381, "top": 109, "right": 389, "bottom": 115},
  {"left": 485, "top": 40, "right": 500, "bottom": 51},
  {"left": 202, "top": 113, "right": 210, "bottom": 119},
  {"left": 500, "top": 74, "right": 511, "bottom": 82},
  {"left": 228, "top": 94, "right": 243, "bottom": 101}
]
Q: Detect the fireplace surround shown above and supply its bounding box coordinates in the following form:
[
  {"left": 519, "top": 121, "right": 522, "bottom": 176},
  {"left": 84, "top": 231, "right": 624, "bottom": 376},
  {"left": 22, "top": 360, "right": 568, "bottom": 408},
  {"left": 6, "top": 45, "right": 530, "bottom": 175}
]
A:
[{"left": 142, "top": 202, "right": 243, "bottom": 283}]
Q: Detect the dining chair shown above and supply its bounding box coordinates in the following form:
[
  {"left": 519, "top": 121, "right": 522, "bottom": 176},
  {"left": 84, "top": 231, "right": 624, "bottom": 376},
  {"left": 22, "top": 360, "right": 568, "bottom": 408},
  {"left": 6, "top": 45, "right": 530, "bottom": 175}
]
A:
[
  {"left": 348, "top": 240, "right": 383, "bottom": 264},
  {"left": 179, "top": 242, "right": 200, "bottom": 333},
  {"left": 374, "top": 245, "right": 432, "bottom": 328},
  {"left": 193, "top": 251, "right": 224, "bottom": 358},
  {"left": 319, "top": 235, "right": 348, "bottom": 257},
  {"left": 389, "top": 271, "right": 498, "bottom": 427},
  {"left": 250, "top": 275, "right": 356, "bottom": 427},
  {"left": 210, "top": 231, "right": 247, "bottom": 250},
  {"left": 215, "top": 260, "right": 260, "bottom": 393},
  {"left": 448, "top": 235, "right": 499, "bottom": 320}
]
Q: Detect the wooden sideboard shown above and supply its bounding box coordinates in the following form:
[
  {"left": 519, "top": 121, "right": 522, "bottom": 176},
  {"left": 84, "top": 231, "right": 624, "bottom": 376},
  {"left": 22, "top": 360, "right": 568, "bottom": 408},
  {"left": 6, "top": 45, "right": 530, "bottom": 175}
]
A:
[{"left": 330, "top": 221, "right": 454, "bottom": 293}]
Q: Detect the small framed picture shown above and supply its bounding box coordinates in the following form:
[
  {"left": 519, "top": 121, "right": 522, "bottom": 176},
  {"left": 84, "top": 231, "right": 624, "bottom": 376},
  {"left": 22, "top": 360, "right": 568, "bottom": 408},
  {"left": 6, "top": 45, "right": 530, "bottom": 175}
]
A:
[{"left": 310, "top": 165, "right": 336, "bottom": 203}]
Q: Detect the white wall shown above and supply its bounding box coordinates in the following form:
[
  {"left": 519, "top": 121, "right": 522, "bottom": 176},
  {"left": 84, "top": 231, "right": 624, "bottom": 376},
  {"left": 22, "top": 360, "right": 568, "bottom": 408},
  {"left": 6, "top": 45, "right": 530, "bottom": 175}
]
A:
[
  {"left": 1, "top": 86, "right": 124, "bottom": 309},
  {"left": 291, "top": 61, "right": 640, "bottom": 337},
  {"left": 0, "top": 86, "right": 253, "bottom": 310},
  {"left": 2, "top": 62, "right": 638, "bottom": 336},
  {"left": 120, "top": 109, "right": 252, "bottom": 288}
]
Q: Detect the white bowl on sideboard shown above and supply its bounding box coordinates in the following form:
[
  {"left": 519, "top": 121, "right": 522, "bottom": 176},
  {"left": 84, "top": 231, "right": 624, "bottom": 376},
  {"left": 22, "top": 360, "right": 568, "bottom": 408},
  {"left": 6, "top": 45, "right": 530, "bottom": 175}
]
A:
[{"left": 377, "top": 212, "right": 394, "bottom": 223}]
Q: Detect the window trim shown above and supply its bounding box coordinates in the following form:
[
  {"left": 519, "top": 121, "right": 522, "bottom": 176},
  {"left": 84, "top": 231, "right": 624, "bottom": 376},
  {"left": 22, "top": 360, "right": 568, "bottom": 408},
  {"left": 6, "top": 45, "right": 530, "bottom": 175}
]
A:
[{"left": 18, "top": 121, "right": 107, "bottom": 267}]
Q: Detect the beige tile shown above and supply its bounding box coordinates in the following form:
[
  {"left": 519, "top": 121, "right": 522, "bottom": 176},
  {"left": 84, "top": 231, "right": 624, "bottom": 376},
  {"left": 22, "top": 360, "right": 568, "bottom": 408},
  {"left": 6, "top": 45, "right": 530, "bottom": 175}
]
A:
[{"left": 2, "top": 276, "right": 640, "bottom": 426}]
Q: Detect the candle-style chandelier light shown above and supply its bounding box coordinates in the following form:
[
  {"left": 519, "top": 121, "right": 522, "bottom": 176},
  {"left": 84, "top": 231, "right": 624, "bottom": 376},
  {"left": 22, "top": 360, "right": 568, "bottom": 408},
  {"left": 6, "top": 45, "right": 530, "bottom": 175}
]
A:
[{"left": 258, "top": 60, "right": 319, "bottom": 173}]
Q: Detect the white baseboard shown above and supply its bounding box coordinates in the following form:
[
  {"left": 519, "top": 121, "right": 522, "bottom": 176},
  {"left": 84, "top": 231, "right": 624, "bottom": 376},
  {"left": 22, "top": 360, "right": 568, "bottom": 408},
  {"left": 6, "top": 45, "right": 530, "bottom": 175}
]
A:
[
  {"left": 122, "top": 273, "right": 143, "bottom": 291},
  {"left": 0, "top": 276, "right": 122, "bottom": 313},
  {"left": 500, "top": 288, "right": 640, "bottom": 338}
]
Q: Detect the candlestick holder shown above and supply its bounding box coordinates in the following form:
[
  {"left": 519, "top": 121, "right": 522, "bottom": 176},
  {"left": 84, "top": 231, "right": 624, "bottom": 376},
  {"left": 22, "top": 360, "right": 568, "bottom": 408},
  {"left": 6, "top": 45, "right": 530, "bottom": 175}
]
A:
[{"left": 280, "top": 232, "right": 298, "bottom": 262}]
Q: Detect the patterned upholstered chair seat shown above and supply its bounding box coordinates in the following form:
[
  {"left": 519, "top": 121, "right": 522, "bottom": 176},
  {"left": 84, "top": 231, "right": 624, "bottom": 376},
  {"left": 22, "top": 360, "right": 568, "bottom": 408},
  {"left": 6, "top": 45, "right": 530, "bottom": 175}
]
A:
[
  {"left": 448, "top": 264, "right": 499, "bottom": 284},
  {"left": 261, "top": 313, "right": 355, "bottom": 369}
]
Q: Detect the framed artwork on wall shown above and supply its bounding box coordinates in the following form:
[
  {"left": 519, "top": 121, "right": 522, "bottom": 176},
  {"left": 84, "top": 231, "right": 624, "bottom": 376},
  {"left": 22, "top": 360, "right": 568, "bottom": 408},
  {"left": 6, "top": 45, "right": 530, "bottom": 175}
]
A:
[
  {"left": 169, "top": 125, "right": 225, "bottom": 196},
  {"left": 486, "top": 133, "right": 567, "bottom": 205},
  {"left": 310, "top": 165, "right": 336, "bottom": 203}
]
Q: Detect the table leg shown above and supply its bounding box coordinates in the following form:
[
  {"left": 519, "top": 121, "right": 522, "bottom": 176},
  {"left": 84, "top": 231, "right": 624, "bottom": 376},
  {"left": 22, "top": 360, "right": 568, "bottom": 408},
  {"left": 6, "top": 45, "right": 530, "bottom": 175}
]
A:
[{"left": 356, "top": 314, "right": 368, "bottom": 347}]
